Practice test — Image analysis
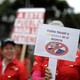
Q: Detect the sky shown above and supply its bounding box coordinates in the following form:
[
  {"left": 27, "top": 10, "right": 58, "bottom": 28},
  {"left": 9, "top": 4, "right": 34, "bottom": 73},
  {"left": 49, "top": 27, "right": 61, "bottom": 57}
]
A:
[{"left": 66, "top": 0, "right": 80, "bottom": 14}]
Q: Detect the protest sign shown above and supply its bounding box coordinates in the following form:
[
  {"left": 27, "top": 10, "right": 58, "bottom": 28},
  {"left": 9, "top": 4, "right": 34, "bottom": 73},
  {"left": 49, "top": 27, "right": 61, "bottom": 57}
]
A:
[
  {"left": 11, "top": 8, "right": 45, "bottom": 45},
  {"left": 34, "top": 23, "right": 80, "bottom": 61}
]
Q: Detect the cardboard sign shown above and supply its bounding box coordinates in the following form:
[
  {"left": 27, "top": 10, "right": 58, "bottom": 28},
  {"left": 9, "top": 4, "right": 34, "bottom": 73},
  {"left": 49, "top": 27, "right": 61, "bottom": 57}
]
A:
[
  {"left": 11, "top": 8, "right": 45, "bottom": 45},
  {"left": 34, "top": 24, "right": 80, "bottom": 61}
]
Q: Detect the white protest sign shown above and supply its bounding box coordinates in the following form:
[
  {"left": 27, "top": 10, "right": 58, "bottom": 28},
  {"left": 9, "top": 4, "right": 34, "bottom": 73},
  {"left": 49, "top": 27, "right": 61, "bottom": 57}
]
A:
[
  {"left": 34, "top": 24, "right": 80, "bottom": 61},
  {"left": 48, "top": 58, "right": 57, "bottom": 80},
  {"left": 11, "top": 8, "right": 45, "bottom": 45}
]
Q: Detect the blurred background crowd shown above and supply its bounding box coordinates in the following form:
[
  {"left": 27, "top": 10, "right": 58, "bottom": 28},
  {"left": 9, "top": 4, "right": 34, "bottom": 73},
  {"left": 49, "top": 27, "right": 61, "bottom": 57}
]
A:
[{"left": 0, "top": 0, "right": 80, "bottom": 40}]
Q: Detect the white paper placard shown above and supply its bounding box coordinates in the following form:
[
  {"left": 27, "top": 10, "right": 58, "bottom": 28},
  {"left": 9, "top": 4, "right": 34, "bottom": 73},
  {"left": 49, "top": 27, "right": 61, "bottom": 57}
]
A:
[
  {"left": 11, "top": 8, "right": 45, "bottom": 45},
  {"left": 34, "top": 24, "right": 80, "bottom": 61}
]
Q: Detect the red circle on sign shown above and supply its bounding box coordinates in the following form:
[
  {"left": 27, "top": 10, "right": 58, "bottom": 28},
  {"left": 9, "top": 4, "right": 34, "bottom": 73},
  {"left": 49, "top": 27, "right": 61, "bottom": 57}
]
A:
[{"left": 45, "top": 42, "right": 68, "bottom": 56}]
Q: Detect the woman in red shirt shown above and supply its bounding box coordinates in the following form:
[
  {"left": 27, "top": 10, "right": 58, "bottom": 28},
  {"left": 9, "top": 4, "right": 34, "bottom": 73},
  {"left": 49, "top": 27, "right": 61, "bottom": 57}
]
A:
[{"left": 0, "top": 38, "right": 29, "bottom": 80}]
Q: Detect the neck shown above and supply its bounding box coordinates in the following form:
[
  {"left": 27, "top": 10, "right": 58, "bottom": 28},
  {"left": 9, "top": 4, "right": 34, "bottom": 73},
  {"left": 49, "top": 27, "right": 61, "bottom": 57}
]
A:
[
  {"left": 17, "top": 54, "right": 21, "bottom": 60},
  {"left": 3, "top": 58, "right": 13, "bottom": 66}
]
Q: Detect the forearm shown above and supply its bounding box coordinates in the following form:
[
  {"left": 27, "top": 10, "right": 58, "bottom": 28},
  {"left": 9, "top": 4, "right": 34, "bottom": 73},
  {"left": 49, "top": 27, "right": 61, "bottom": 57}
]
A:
[{"left": 32, "top": 71, "right": 45, "bottom": 80}]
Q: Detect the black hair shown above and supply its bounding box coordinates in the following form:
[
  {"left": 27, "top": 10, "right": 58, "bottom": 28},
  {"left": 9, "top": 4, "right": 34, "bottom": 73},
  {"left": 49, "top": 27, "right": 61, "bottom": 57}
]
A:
[{"left": 1, "top": 38, "right": 15, "bottom": 49}]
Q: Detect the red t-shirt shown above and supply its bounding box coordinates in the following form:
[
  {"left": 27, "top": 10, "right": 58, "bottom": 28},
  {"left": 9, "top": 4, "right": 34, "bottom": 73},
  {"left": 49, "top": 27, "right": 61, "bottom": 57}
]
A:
[
  {"left": 0, "top": 58, "right": 29, "bottom": 80},
  {"left": 32, "top": 51, "right": 80, "bottom": 80}
]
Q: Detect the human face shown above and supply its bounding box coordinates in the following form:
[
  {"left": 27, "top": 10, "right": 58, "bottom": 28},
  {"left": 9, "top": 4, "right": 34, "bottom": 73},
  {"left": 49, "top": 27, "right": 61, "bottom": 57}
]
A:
[
  {"left": 15, "top": 45, "right": 22, "bottom": 55},
  {"left": 50, "top": 42, "right": 58, "bottom": 48},
  {"left": 2, "top": 43, "right": 16, "bottom": 61}
]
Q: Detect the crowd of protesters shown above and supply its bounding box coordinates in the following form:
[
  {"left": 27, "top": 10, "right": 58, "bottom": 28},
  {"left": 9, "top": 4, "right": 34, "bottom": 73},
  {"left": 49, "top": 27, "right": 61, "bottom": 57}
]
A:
[{"left": 0, "top": 20, "right": 80, "bottom": 80}]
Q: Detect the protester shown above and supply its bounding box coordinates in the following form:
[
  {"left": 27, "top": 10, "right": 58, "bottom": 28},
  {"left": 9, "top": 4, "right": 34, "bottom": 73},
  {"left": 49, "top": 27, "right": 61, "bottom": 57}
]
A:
[
  {"left": 0, "top": 38, "right": 29, "bottom": 80},
  {"left": 15, "top": 44, "right": 31, "bottom": 78},
  {"left": 15, "top": 44, "right": 22, "bottom": 60},
  {"left": 27, "top": 45, "right": 35, "bottom": 68},
  {"left": 31, "top": 20, "right": 80, "bottom": 80},
  {"left": 32, "top": 51, "right": 80, "bottom": 80}
]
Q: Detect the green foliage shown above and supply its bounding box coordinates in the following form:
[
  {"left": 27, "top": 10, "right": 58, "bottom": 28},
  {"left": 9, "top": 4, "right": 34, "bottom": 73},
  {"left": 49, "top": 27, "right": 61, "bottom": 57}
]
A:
[
  {"left": 0, "top": 0, "right": 10, "bottom": 15},
  {"left": 0, "top": 0, "right": 80, "bottom": 39},
  {"left": 56, "top": 1, "right": 69, "bottom": 12}
]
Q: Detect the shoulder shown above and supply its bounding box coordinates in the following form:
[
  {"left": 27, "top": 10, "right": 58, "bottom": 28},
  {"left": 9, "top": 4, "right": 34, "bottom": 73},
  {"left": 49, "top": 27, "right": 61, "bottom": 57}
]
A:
[
  {"left": 13, "top": 58, "right": 26, "bottom": 69},
  {"left": 14, "top": 59, "right": 29, "bottom": 79}
]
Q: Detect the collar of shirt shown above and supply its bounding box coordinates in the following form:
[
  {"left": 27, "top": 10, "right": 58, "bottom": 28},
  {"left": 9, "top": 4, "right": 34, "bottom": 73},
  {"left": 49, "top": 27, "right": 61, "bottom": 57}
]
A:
[
  {"left": 2, "top": 59, "right": 6, "bottom": 74},
  {"left": 2, "top": 56, "right": 19, "bottom": 73}
]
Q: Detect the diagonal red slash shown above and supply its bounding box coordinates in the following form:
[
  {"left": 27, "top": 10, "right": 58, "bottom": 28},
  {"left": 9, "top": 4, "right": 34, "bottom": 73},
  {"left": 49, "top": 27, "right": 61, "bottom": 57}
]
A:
[{"left": 45, "top": 42, "right": 68, "bottom": 56}]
